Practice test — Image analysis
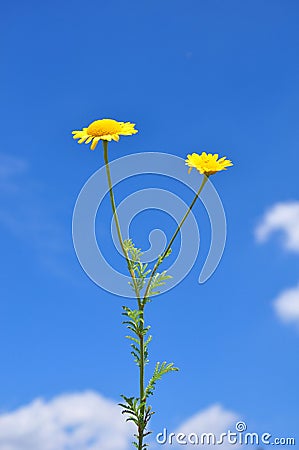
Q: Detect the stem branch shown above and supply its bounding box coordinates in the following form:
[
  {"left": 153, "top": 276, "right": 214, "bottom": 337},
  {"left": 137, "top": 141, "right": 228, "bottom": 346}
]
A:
[
  {"left": 103, "top": 144, "right": 209, "bottom": 450},
  {"left": 143, "top": 175, "right": 209, "bottom": 303},
  {"left": 103, "top": 141, "right": 140, "bottom": 301}
]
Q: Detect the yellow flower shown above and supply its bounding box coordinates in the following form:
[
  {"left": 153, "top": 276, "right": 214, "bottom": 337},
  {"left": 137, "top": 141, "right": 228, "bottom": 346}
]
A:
[
  {"left": 185, "top": 152, "right": 233, "bottom": 176},
  {"left": 72, "top": 118, "right": 138, "bottom": 150}
]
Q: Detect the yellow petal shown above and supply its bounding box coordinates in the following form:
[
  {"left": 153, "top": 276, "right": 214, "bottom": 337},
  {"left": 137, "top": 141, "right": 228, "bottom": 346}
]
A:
[{"left": 90, "top": 137, "right": 100, "bottom": 150}]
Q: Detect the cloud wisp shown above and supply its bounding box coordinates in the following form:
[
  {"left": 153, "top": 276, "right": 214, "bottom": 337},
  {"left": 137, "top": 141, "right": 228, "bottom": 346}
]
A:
[
  {"left": 0, "top": 152, "right": 70, "bottom": 277},
  {"left": 0, "top": 153, "right": 28, "bottom": 193}
]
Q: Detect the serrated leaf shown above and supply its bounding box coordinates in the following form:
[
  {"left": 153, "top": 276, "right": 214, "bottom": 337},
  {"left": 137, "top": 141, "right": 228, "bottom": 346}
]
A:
[{"left": 144, "top": 361, "right": 179, "bottom": 399}]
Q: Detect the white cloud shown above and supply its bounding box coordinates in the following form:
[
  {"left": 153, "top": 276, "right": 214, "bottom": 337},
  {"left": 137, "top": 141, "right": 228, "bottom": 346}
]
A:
[
  {"left": 0, "top": 392, "right": 240, "bottom": 450},
  {"left": 256, "top": 203, "right": 299, "bottom": 328},
  {"left": 175, "top": 403, "right": 238, "bottom": 436},
  {"left": 0, "top": 391, "right": 133, "bottom": 450},
  {"left": 255, "top": 202, "right": 299, "bottom": 252},
  {"left": 154, "top": 404, "right": 239, "bottom": 449},
  {"left": 273, "top": 283, "right": 299, "bottom": 326}
]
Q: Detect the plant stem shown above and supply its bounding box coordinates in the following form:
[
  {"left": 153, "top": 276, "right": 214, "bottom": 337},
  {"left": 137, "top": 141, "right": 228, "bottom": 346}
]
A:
[
  {"left": 138, "top": 304, "right": 145, "bottom": 450},
  {"left": 102, "top": 140, "right": 140, "bottom": 301},
  {"left": 143, "top": 175, "right": 209, "bottom": 302},
  {"left": 102, "top": 140, "right": 146, "bottom": 448},
  {"left": 103, "top": 144, "right": 208, "bottom": 449}
]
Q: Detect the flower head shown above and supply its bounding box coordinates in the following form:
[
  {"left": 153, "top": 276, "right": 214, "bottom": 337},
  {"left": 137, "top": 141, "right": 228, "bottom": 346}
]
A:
[
  {"left": 186, "top": 152, "right": 233, "bottom": 176},
  {"left": 72, "top": 118, "right": 138, "bottom": 150}
]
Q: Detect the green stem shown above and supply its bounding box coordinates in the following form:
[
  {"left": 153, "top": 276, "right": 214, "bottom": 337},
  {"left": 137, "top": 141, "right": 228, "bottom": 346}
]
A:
[
  {"left": 143, "top": 175, "right": 209, "bottom": 303},
  {"left": 138, "top": 305, "right": 145, "bottom": 450},
  {"left": 102, "top": 140, "right": 145, "bottom": 448},
  {"left": 102, "top": 140, "right": 140, "bottom": 301}
]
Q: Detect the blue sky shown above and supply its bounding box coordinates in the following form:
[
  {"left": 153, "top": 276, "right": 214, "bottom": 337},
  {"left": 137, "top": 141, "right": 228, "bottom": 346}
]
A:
[{"left": 1, "top": 0, "right": 299, "bottom": 448}]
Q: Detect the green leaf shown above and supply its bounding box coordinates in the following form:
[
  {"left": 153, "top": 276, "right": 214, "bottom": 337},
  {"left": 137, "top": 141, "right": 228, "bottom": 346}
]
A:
[
  {"left": 148, "top": 271, "right": 172, "bottom": 297},
  {"left": 123, "top": 239, "right": 153, "bottom": 292},
  {"left": 145, "top": 361, "right": 179, "bottom": 398}
]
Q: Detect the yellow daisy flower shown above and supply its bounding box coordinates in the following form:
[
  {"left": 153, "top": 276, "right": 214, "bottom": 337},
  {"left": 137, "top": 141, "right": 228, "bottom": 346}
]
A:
[
  {"left": 186, "top": 152, "right": 233, "bottom": 176},
  {"left": 72, "top": 118, "right": 138, "bottom": 150}
]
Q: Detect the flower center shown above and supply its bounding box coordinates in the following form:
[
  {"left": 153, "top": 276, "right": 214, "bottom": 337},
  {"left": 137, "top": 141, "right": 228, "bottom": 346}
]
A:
[{"left": 87, "top": 119, "right": 122, "bottom": 137}]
